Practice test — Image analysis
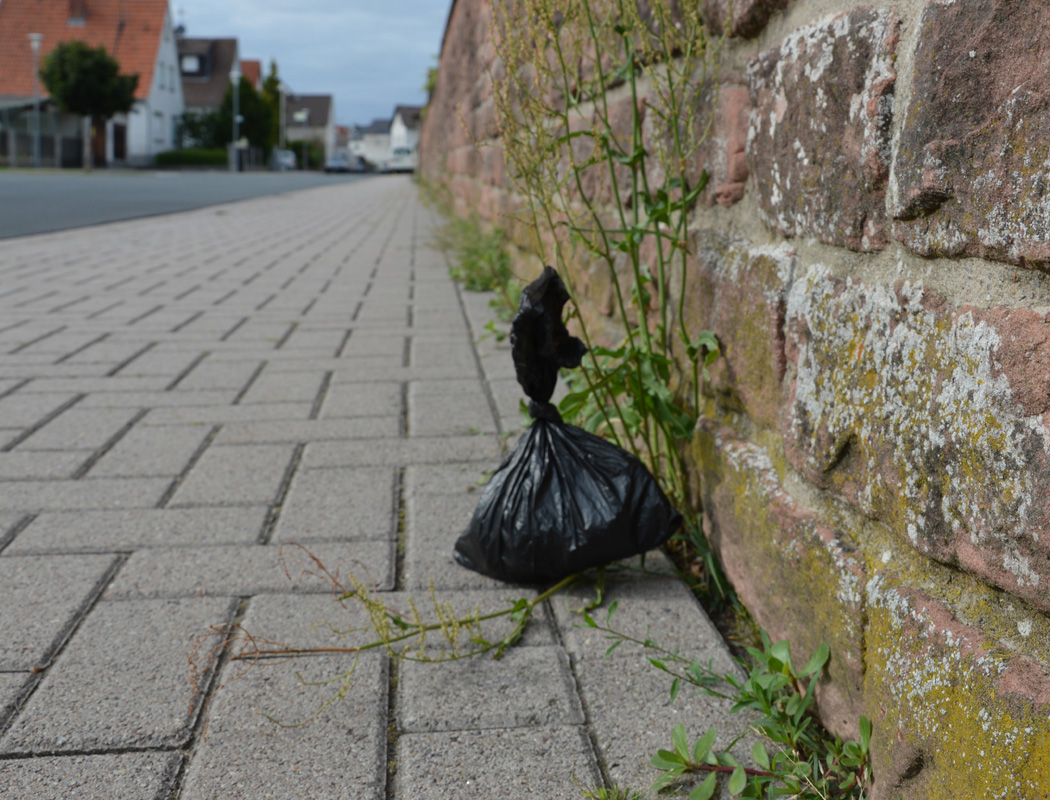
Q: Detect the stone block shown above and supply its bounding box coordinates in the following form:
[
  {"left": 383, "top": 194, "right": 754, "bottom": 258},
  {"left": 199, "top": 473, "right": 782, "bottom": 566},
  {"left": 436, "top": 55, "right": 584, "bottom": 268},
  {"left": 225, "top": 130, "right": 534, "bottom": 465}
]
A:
[
  {"left": 0, "top": 554, "right": 117, "bottom": 670},
  {"left": 0, "top": 478, "right": 171, "bottom": 513},
  {"left": 141, "top": 402, "right": 313, "bottom": 424},
  {"left": 302, "top": 435, "right": 502, "bottom": 469},
  {"left": 694, "top": 424, "right": 866, "bottom": 737},
  {"left": 747, "top": 8, "right": 899, "bottom": 250},
  {"left": 0, "top": 451, "right": 85, "bottom": 480},
  {"left": 213, "top": 417, "right": 399, "bottom": 445},
  {"left": 397, "top": 646, "right": 583, "bottom": 733},
  {"left": 237, "top": 370, "right": 327, "bottom": 405},
  {"left": 87, "top": 423, "right": 211, "bottom": 478},
  {"left": 701, "top": 0, "right": 786, "bottom": 38},
  {"left": 0, "top": 753, "right": 182, "bottom": 800},
  {"left": 892, "top": 0, "right": 1050, "bottom": 269},
  {"left": 102, "top": 541, "right": 394, "bottom": 599},
  {"left": 395, "top": 726, "right": 600, "bottom": 800},
  {"left": 6, "top": 507, "right": 267, "bottom": 553},
  {"left": 15, "top": 407, "right": 141, "bottom": 451},
  {"left": 864, "top": 561, "right": 1050, "bottom": 800},
  {"left": 274, "top": 467, "right": 397, "bottom": 542},
  {"left": 0, "top": 597, "right": 236, "bottom": 753},
  {"left": 180, "top": 654, "right": 387, "bottom": 800},
  {"left": 169, "top": 444, "right": 297, "bottom": 507},
  {"left": 783, "top": 265, "right": 1050, "bottom": 613},
  {"left": 319, "top": 381, "right": 403, "bottom": 418},
  {"left": 677, "top": 232, "right": 794, "bottom": 429}
]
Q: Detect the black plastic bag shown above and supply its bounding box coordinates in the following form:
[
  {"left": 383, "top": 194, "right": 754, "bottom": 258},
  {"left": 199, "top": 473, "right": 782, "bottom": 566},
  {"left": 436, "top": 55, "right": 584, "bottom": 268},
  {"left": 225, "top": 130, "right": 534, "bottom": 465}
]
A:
[{"left": 453, "top": 266, "right": 682, "bottom": 584}]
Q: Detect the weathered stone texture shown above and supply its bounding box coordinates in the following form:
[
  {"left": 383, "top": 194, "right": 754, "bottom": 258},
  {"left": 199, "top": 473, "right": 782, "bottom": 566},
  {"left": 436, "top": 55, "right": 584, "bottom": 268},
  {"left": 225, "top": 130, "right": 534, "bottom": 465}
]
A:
[
  {"left": 747, "top": 8, "right": 899, "bottom": 251},
  {"left": 695, "top": 423, "right": 866, "bottom": 737},
  {"left": 702, "top": 0, "right": 787, "bottom": 39},
  {"left": 865, "top": 568, "right": 1050, "bottom": 800},
  {"left": 783, "top": 265, "right": 1050, "bottom": 612},
  {"left": 892, "top": 0, "right": 1050, "bottom": 269},
  {"left": 679, "top": 233, "right": 794, "bottom": 428}
]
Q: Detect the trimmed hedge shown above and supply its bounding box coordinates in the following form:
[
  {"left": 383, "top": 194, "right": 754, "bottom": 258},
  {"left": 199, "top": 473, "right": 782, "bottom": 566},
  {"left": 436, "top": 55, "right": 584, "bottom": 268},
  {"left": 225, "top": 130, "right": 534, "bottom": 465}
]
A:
[{"left": 155, "top": 148, "right": 227, "bottom": 167}]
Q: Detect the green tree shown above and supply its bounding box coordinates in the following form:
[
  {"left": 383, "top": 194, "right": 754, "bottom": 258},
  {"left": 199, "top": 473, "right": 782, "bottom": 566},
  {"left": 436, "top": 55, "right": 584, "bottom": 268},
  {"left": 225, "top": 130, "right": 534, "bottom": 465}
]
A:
[
  {"left": 39, "top": 40, "right": 138, "bottom": 170},
  {"left": 217, "top": 77, "right": 273, "bottom": 154},
  {"left": 259, "top": 59, "right": 282, "bottom": 150}
]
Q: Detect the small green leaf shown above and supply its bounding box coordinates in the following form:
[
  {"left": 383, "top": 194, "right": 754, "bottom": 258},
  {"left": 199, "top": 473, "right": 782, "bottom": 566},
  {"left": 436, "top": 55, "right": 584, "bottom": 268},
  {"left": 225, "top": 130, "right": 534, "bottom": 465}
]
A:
[
  {"left": 798, "top": 642, "right": 830, "bottom": 678},
  {"left": 672, "top": 723, "right": 689, "bottom": 761},
  {"left": 752, "top": 742, "right": 770, "bottom": 770},
  {"left": 728, "top": 765, "right": 747, "bottom": 795},
  {"left": 689, "top": 773, "right": 717, "bottom": 800},
  {"left": 859, "top": 715, "right": 872, "bottom": 750},
  {"left": 670, "top": 677, "right": 680, "bottom": 702},
  {"left": 770, "top": 640, "right": 792, "bottom": 671},
  {"left": 605, "top": 640, "right": 623, "bottom": 658},
  {"left": 650, "top": 750, "right": 683, "bottom": 770},
  {"left": 692, "top": 727, "right": 717, "bottom": 764}
]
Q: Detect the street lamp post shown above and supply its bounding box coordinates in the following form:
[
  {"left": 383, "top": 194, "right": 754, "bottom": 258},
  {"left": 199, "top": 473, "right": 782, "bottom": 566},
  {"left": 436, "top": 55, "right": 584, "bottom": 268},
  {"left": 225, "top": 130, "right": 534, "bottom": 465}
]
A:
[
  {"left": 27, "top": 33, "right": 43, "bottom": 168},
  {"left": 278, "top": 82, "right": 286, "bottom": 152},
  {"left": 230, "top": 65, "right": 241, "bottom": 172}
]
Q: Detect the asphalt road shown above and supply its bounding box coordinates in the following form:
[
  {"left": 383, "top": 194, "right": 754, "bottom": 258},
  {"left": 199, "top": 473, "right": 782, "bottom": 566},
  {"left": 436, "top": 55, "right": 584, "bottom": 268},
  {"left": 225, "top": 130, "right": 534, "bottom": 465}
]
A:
[{"left": 0, "top": 169, "right": 379, "bottom": 239}]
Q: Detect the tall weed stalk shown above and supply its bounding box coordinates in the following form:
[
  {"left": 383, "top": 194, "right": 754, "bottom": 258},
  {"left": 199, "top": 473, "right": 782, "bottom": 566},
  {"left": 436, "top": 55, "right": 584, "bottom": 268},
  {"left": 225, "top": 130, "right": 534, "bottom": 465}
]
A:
[{"left": 489, "top": 0, "right": 725, "bottom": 600}]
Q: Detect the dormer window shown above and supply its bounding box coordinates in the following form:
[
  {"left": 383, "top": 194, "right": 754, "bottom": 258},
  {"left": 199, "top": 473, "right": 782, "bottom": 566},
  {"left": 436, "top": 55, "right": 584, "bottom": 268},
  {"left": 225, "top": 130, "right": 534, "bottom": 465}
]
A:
[
  {"left": 181, "top": 54, "right": 201, "bottom": 74},
  {"left": 68, "top": 0, "right": 87, "bottom": 25}
]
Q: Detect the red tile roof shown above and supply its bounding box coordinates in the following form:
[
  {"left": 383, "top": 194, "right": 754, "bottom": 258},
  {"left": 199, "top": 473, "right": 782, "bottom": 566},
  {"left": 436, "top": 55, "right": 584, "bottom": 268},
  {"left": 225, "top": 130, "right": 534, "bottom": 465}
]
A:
[
  {"left": 0, "top": 0, "right": 170, "bottom": 102},
  {"left": 241, "top": 59, "right": 261, "bottom": 90}
]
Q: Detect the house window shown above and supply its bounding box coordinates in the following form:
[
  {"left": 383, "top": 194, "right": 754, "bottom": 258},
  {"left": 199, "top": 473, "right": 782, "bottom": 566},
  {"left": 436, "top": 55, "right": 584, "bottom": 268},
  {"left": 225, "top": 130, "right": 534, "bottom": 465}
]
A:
[
  {"left": 154, "top": 111, "right": 165, "bottom": 144},
  {"left": 170, "top": 66, "right": 176, "bottom": 92},
  {"left": 181, "top": 54, "right": 200, "bottom": 74}
]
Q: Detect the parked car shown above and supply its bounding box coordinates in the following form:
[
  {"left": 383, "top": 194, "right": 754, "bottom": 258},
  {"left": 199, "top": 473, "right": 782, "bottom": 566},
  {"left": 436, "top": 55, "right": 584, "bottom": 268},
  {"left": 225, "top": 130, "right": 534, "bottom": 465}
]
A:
[
  {"left": 380, "top": 147, "right": 417, "bottom": 173},
  {"left": 324, "top": 152, "right": 352, "bottom": 173},
  {"left": 272, "top": 148, "right": 297, "bottom": 171}
]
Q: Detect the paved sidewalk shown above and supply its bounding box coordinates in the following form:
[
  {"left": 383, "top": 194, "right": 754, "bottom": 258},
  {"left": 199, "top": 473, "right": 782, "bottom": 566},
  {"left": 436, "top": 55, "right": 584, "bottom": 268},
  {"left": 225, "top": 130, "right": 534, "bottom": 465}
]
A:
[{"left": 0, "top": 176, "right": 747, "bottom": 799}]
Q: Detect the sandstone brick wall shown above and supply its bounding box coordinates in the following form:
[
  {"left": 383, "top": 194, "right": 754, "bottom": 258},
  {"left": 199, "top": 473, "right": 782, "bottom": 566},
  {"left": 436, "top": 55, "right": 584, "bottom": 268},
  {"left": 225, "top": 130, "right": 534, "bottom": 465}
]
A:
[{"left": 420, "top": 2, "right": 1050, "bottom": 797}]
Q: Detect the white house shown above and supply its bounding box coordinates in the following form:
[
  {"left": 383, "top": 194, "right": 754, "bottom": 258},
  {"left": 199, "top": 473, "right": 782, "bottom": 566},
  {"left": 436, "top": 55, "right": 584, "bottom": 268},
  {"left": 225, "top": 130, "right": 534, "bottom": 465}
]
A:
[
  {"left": 0, "top": 0, "right": 185, "bottom": 167},
  {"left": 350, "top": 117, "right": 390, "bottom": 169}
]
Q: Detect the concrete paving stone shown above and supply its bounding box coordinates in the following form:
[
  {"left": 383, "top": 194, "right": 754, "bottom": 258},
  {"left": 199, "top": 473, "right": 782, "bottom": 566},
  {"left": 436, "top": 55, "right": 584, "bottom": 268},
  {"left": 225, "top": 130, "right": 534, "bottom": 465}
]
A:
[
  {"left": 278, "top": 328, "right": 348, "bottom": 352},
  {"left": 302, "top": 435, "right": 503, "bottom": 469},
  {"left": 397, "top": 645, "right": 583, "bottom": 733},
  {"left": 405, "top": 462, "right": 493, "bottom": 496},
  {"left": 411, "top": 308, "right": 471, "bottom": 330},
  {"left": 5, "top": 507, "right": 269, "bottom": 553},
  {"left": 222, "top": 320, "right": 296, "bottom": 345},
  {"left": 0, "top": 392, "right": 80, "bottom": 429},
  {"left": 274, "top": 467, "right": 396, "bottom": 543},
  {"left": 572, "top": 651, "right": 754, "bottom": 793},
  {"left": 15, "top": 376, "right": 171, "bottom": 393},
  {"left": 340, "top": 331, "right": 408, "bottom": 358},
  {"left": 0, "top": 554, "right": 118, "bottom": 670},
  {"left": 410, "top": 338, "right": 479, "bottom": 371},
  {"left": 6, "top": 331, "right": 114, "bottom": 357},
  {"left": 0, "top": 477, "right": 171, "bottom": 512},
  {"left": 0, "top": 673, "right": 32, "bottom": 727},
  {"left": 173, "top": 358, "right": 265, "bottom": 392},
  {"left": 0, "top": 451, "right": 87, "bottom": 480},
  {"left": 103, "top": 540, "right": 394, "bottom": 599},
  {"left": 318, "top": 381, "right": 403, "bottom": 418},
  {"left": 403, "top": 491, "right": 506, "bottom": 591},
  {"left": 87, "top": 423, "right": 211, "bottom": 478},
  {"left": 169, "top": 443, "right": 297, "bottom": 506},
  {"left": 396, "top": 726, "right": 601, "bottom": 799},
  {"left": 0, "top": 597, "right": 237, "bottom": 753},
  {"left": 114, "top": 349, "right": 208, "bottom": 378},
  {"left": 62, "top": 341, "right": 158, "bottom": 367},
  {"left": 179, "top": 654, "right": 386, "bottom": 800},
  {"left": 142, "top": 402, "right": 313, "bottom": 425},
  {"left": 77, "top": 389, "right": 241, "bottom": 408},
  {"left": 408, "top": 386, "right": 498, "bottom": 436},
  {"left": 236, "top": 370, "right": 327, "bottom": 405},
  {"left": 333, "top": 362, "right": 479, "bottom": 382},
  {"left": 478, "top": 347, "right": 519, "bottom": 381},
  {"left": 214, "top": 416, "right": 399, "bottom": 445},
  {"left": 488, "top": 377, "right": 529, "bottom": 432},
  {"left": 550, "top": 573, "right": 740, "bottom": 671},
  {"left": 0, "top": 752, "right": 183, "bottom": 800}
]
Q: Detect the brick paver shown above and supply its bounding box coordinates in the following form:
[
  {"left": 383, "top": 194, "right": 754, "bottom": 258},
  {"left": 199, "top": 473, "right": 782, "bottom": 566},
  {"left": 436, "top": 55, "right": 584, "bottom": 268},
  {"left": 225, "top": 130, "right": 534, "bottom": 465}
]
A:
[{"left": 0, "top": 176, "right": 750, "bottom": 798}]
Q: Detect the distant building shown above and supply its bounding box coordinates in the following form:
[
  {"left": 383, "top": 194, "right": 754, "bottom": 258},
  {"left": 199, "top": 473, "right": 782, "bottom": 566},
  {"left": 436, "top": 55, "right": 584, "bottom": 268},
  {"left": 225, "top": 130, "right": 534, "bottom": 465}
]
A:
[
  {"left": 390, "top": 105, "right": 423, "bottom": 153},
  {"left": 350, "top": 117, "right": 390, "bottom": 169},
  {"left": 240, "top": 59, "right": 262, "bottom": 92},
  {"left": 177, "top": 37, "right": 239, "bottom": 115},
  {"left": 284, "top": 94, "right": 335, "bottom": 162}
]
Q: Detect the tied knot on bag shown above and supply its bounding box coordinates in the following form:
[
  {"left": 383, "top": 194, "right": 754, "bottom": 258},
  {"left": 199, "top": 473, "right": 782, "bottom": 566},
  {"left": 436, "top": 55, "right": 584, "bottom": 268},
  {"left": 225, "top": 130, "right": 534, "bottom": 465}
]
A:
[
  {"left": 527, "top": 399, "right": 562, "bottom": 423},
  {"left": 510, "top": 266, "right": 587, "bottom": 412}
]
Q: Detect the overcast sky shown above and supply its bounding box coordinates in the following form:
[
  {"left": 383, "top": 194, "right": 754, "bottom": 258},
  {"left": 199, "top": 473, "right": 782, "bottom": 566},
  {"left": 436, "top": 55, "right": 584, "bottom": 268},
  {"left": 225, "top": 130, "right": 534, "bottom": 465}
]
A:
[{"left": 174, "top": 0, "right": 452, "bottom": 127}]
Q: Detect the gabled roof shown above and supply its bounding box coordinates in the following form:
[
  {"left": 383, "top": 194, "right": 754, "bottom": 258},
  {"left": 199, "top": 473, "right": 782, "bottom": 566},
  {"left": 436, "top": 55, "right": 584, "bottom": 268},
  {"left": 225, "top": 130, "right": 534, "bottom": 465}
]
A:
[
  {"left": 361, "top": 118, "right": 391, "bottom": 135},
  {"left": 393, "top": 105, "right": 423, "bottom": 130},
  {"left": 177, "top": 37, "right": 237, "bottom": 109},
  {"left": 0, "top": 0, "right": 171, "bottom": 102},
  {"left": 285, "top": 94, "right": 332, "bottom": 128}
]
